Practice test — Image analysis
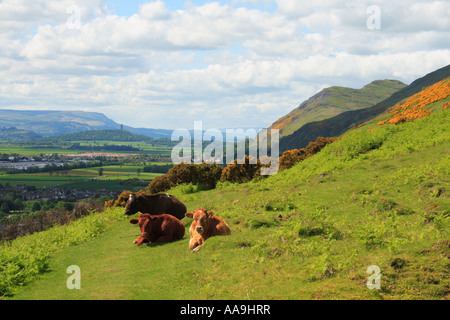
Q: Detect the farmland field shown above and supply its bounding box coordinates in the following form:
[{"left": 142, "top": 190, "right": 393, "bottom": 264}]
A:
[{"left": 0, "top": 164, "right": 166, "bottom": 189}]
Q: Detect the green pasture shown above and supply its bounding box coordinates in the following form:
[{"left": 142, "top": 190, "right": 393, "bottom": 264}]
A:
[
  {"left": 0, "top": 165, "right": 165, "bottom": 189},
  {"left": 0, "top": 145, "right": 74, "bottom": 156},
  {"left": 0, "top": 174, "right": 91, "bottom": 188}
]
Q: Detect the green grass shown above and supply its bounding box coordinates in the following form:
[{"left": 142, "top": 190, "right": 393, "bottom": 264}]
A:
[
  {"left": 0, "top": 208, "right": 124, "bottom": 297},
  {"left": 0, "top": 174, "right": 91, "bottom": 188},
  {"left": 3, "top": 109, "right": 449, "bottom": 300},
  {"left": 0, "top": 145, "right": 76, "bottom": 155}
]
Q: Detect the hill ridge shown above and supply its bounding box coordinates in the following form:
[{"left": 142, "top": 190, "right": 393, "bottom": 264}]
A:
[
  {"left": 270, "top": 79, "right": 406, "bottom": 137},
  {"left": 0, "top": 109, "right": 173, "bottom": 139}
]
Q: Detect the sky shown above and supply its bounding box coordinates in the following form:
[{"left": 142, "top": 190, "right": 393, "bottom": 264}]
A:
[{"left": 1, "top": 0, "right": 449, "bottom": 130}]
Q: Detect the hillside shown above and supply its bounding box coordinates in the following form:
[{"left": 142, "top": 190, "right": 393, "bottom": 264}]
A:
[
  {"left": 33, "top": 129, "right": 164, "bottom": 144},
  {"left": 270, "top": 80, "right": 406, "bottom": 138},
  {"left": 0, "top": 127, "right": 42, "bottom": 141},
  {"left": 0, "top": 110, "right": 172, "bottom": 139},
  {"left": 279, "top": 64, "right": 450, "bottom": 152},
  {"left": 3, "top": 81, "right": 449, "bottom": 300}
]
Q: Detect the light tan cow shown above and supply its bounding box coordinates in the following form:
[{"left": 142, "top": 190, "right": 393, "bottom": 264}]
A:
[{"left": 185, "top": 208, "right": 231, "bottom": 252}]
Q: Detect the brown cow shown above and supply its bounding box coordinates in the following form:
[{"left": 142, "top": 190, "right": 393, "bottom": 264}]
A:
[
  {"left": 130, "top": 213, "right": 185, "bottom": 246},
  {"left": 185, "top": 208, "right": 231, "bottom": 252},
  {"left": 125, "top": 193, "right": 187, "bottom": 220}
]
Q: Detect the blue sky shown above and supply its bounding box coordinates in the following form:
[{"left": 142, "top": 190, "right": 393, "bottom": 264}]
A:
[
  {"left": 106, "top": 0, "right": 277, "bottom": 16},
  {"left": 0, "top": 0, "right": 449, "bottom": 130}
]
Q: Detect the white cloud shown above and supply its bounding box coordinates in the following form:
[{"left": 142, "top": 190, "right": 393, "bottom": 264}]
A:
[{"left": 0, "top": 0, "right": 449, "bottom": 130}]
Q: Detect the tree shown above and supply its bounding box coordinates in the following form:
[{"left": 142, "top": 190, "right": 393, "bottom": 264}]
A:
[
  {"left": 1, "top": 203, "right": 10, "bottom": 215},
  {"left": 32, "top": 202, "right": 41, "bottom": 212},
  {"left": 98, "top": 167, "right": 104, "bottom": 176}
]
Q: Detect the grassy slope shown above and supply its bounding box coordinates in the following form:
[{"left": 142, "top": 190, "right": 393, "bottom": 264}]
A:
[
  {"left": 8, "top": 104, "right": 449, "bottom": 300},
  {"left": 269, "top": 80, "right": 406, "bottom": 138}
]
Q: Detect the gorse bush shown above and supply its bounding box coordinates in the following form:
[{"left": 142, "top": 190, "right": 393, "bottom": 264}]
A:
[
  {"left": 146, "top": 136, "right": 337, "bottom": 194},
  {"left": 105, "top": 190, "right": 148, "bottom": 208},
  {"left": 147, "top": 162, "right": 224, "bottom": 194},
  {"left": 220, "top": 155, "right": 264, "bottom": 183},
  {"left": 378, "top": 77, "right": 450, "bottom": 125},
  {"left": 279, "top": 137, "right": 337, "bottom": 171},
  {"left": 147, "top": 175, "right": 173, "bottom": 194}
]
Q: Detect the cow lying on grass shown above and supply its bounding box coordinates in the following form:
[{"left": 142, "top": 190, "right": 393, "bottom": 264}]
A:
[
  {"left": 125, "top": 193, "right": 187, "bottom": 220},
  {"left": 130, "top": 213, "right": 185, "bottom": 246},
  {"left": 185, "top": 208, "right": 231, "bottom": 252}
]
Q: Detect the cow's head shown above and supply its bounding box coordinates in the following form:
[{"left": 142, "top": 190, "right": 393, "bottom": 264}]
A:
[
  {"left": 130, "top": 213, "right": 152, "bottom": 246},
  {"left": 185, "top": 208, "right": 214, "bottom": 235},
  {"left": 125, "top": 193, "right": 139, "bottom": 215}
]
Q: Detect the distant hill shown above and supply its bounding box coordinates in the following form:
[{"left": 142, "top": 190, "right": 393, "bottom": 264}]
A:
[
  {"left": 270, "top": 79, "right": 406, "bottom": 138},
  {"left": 35, "top": 129, "right": 156, "bottom": 143},
  {"left": 0, "top": 110, "right": 173, "bottom": 139},
  {"left": 0, "top": 127, "right": 42, "bottom": 141},
  {"left": 279, "top": 64, "right": 450, "bottom": 152}
]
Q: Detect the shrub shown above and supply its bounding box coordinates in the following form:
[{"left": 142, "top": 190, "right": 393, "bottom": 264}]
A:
[
  {"left": 279, "top": 137, "right": 337, "bottom": 171},
  {"left": 378, "top": 77, "right": 450, "bottom": 125},
  {"left": 279, "top": 149, "right": 306, "bottom": 171},
  {"left": 146, "top": 162, "right": 224, "bottom": 194},
  {"left": 305, "top": 137, "right": 337, "bottom": 157},
  {"left": 166, "top": 162, "right": 199, "bottom": 186},
  {"left": 196, "top": 162, "right": 223, "bottom": 189},
  {"left": 220, "top": 155, "right": 263, "bottom": 183},
  {"left": 72, "top": 198, "right": 104, "bottom": 218},
  {"left": 107, "top": 190, "right": 148, "bottom": 208},
  {"left": 0, "top": 198, "right": 107, "bottom": 242},
  {"left": 147, "top": 175, "right": 174, "bottom": 194}
]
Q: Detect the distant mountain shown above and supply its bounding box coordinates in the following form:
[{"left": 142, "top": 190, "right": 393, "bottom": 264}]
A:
[
  {"left": 0, "top": 110, "right": 172, "bottom": 139},
  {"left": 270, "top": 79, "right": 407, "bottom": 138},
  {"left": 279, "top": 64, "right": 450, "bottom": 152}
]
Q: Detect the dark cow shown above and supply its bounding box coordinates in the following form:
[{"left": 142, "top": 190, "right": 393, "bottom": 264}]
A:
[
  {"left": 185, "top": 208, "right": 231, "bottom": 252},
  {"left": 130, "top": 213, "right": 185, "bottom": 246},
  {"left": 124, "top": 193, "right": 187, "bottom": 220}
]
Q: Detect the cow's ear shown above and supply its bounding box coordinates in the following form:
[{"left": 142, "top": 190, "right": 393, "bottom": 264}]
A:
[
  {"left": 208, "top": 211, "right": 215, "bottom": 217},
  {"left": 185, "top": 212, "right": 194, "bottom": 219},
  {"left": 130, "top": 219, "right": 139, "bottom": 224}
]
